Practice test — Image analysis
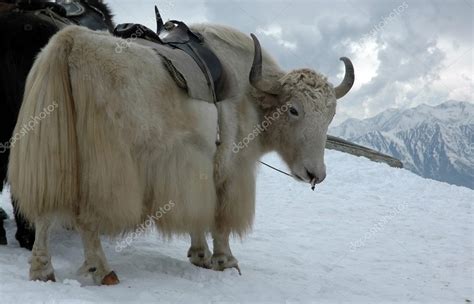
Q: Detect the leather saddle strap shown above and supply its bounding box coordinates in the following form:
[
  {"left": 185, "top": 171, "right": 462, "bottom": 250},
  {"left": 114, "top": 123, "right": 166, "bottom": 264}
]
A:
[
  {"left": 172, "top": 42, "right": 217, "bottom": 103},
  {"left": 134, "top": 38, "right": 215, "bottom": 103}
]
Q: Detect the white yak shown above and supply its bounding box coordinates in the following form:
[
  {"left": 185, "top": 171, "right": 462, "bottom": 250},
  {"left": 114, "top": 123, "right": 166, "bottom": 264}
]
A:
[{"left": 8, "top": 24, "right": 354, "bottom": 285}]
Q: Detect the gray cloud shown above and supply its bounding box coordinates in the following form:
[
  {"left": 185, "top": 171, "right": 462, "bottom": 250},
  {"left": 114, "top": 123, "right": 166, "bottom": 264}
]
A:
[{"left": 109, "top": 0, "right": 473, "bottom": 124}]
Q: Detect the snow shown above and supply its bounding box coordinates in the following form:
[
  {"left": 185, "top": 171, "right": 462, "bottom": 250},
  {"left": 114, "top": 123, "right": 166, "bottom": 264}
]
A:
[{"left": 0, "top": 151, "right": 473, "bottom": 303}]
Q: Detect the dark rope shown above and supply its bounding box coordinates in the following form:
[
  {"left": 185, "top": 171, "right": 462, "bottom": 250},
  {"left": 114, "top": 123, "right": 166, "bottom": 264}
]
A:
[{"left": 259, "top": 161, "right": 293, "bottom": 178}]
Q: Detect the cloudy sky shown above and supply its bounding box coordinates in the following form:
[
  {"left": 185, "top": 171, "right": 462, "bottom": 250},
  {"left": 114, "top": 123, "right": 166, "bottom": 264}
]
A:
[{"left": 107, "top": 0, "right": 473, "bottom": 124}]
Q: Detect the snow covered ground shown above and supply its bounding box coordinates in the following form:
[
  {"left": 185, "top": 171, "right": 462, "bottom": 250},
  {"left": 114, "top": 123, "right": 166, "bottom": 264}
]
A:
[{"left": 0, "top": 151, "right": 472, "bottom": 303}]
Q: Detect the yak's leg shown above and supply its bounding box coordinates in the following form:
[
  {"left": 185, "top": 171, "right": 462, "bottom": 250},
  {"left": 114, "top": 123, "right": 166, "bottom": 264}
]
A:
[
  {"left": 210, "top": 170, "right": 255, "bottom": 274},
  {"left": 13, "top": 199, "right": 35, "bottom": 250},
  {"left": 211, "top": 228, "right": 240, "bottom": 274},
  {"left": 0, "top": 207, "right": 7, "bottom": 245},
  {"left": 0, "top": 212, "right": 6, "bottom": 245},
  {"left": 187, "top": 232, "right": 211, "bottom": 268},
  {"left": 77, "top": 224, "right": 119, "bottom": 285},
  {"left": 29, "top": 216, "right": 55, "bottom": 282},
  {"left": 0, "top": 164, "right": 7, "bottom": 245}
]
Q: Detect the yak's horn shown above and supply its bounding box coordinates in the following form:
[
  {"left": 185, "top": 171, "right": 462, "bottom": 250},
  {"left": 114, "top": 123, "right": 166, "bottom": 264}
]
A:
[
  {"left": 334, "top": 57, "right": 355, "bottom": 99},
  {"left": 249, "top": 34, "right": 281, "bottom": 95}
]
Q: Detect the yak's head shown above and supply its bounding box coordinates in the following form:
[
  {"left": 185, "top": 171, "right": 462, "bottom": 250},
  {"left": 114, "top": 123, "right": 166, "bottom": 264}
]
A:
[{"left": 249, "top": 34, "right": 354, "bottom": 188}]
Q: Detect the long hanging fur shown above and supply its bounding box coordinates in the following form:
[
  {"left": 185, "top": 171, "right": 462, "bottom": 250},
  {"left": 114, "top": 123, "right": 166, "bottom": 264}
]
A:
[
  {"left": 8, "top": 26, "right": 219, "bottom": 236},
  {"left": 0, "top": 0, "right": 114, "bottom": 249},
  {"left": 7, "top": 31, "right": 79, "bottom": 223}
]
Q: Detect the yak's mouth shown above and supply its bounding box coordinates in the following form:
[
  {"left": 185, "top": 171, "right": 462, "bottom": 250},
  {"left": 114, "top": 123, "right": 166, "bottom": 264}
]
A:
[
  {"left": 305, "top": 168, "right": 318, "bottom": 191},
  {"left": 293, "top": 170, "right": 318, "bottom": 191},
  {"left": 306, "top": 169, "right": 316, "bottom": 181}
]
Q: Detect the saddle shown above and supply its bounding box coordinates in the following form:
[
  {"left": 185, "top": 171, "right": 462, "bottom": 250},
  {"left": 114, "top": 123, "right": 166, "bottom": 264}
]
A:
[{"left": 114, "top": 6, "right": 226, "bottom": 104}]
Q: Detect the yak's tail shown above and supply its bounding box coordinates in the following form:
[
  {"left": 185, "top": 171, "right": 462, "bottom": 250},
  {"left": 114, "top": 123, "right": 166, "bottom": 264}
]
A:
[{"left": 8, "top": 29, "right": 78, "bottom": 222}]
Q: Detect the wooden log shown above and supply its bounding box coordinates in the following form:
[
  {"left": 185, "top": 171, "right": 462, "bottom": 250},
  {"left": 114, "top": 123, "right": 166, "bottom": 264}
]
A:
[{"left": 326, "top": 135, "right": 403, "bottom": 168}]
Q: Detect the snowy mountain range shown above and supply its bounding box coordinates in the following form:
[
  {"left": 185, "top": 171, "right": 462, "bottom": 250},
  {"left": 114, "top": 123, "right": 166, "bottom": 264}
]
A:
[{"left": 330, "top": 100, "right": 474, "bottom": 189}]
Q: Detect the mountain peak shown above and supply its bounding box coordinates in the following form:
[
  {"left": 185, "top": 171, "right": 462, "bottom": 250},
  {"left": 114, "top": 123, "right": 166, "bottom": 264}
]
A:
[{"left": 330, "top": 100, "right": 474, "bottom": 189}]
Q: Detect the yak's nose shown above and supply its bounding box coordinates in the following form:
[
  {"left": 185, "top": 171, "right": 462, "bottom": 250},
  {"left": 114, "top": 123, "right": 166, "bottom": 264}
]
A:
[{"left": 306, "top": 168, "right": 326, "bottom": 184}]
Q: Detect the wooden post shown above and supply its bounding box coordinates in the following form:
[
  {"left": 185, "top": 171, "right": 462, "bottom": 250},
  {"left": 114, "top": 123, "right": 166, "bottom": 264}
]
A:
[{"left": 326, "top": 135, "right": 403, "bottom": 168}]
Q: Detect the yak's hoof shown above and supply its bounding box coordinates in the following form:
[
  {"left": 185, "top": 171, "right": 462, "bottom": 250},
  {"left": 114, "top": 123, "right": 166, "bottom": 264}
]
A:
[
  {"left": 30, "top": 272, "right": 56, "bottom": 282},
  {"left": 187, "top": 246, "right": 212, "bottom": 268},
  {"left": 0, "top": 230, "right": 6, "bottom": 245},
  {"left": 101, "top": 271, "right": 120, "bottom": 285},
  {"left": 78, "top": 263, "right": 119, "bottom": 285},
  {"left": 16, "top": 229, "right": 35, "bottom": 250},
  {"left": 45, "top": 273, "right": 56, "bottom": 282},
  {"left": 30, "top": 253, "right": 56, "bottom": 282},
  {"left": 211, "top": 253, "right": 241, "bottom": 275}
]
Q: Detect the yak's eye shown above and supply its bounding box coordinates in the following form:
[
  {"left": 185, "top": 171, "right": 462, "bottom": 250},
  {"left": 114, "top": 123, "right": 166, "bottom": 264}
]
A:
[{"left": 289, "top": 106, "right": 299, "bottom": 117}]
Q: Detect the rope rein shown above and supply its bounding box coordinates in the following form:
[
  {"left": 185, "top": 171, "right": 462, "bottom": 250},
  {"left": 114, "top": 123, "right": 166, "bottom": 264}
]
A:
[
  {"left": 259, "top": 161, "right": 316, "bottom": 191},
  {"left": 258, "top": 161, "right": 293, "bottom": 178}
]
